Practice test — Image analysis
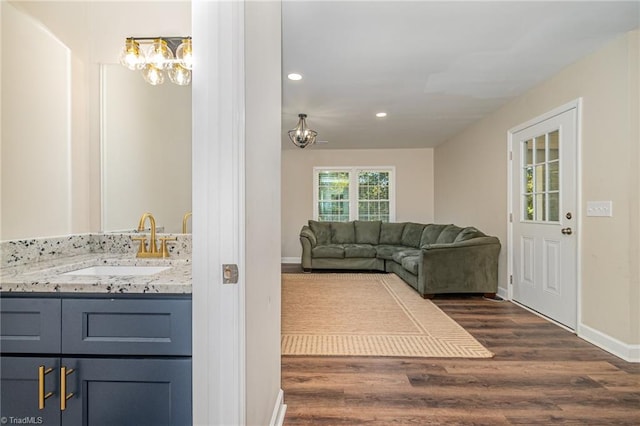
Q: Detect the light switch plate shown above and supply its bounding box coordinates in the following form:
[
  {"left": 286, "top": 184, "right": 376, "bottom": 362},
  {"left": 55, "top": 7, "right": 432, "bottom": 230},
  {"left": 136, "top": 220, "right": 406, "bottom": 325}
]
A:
[{"left": 586, "top": 201, "right": 613, "bottom": 217}]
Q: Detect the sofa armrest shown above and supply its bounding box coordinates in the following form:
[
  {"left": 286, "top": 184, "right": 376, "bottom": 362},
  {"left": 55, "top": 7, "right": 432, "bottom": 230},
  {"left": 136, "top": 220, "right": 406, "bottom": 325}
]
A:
[
  {"left": 418, "top": 236, "right": 501, "bottom": 295},
  {"left": 300, "top": 225, "right": 317, "bottom": 247},
  {"left": 299, "top": 225, "right": 316, "bottom": 269}
]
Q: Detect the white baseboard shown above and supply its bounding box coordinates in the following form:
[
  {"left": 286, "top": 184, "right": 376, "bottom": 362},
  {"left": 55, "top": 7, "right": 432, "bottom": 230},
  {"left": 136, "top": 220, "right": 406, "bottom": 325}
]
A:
[
  {"left": 281, "top": 257, "right": 301, "bottom": 264},
  {"left": 497, "top": 286, "right": 509, "bottom": 300},
  {"left": 578, "top": 323, "right": 640, "bottom": 363},
  {"left": 269, "top": 389, "right": 287, "bottom": 426}
]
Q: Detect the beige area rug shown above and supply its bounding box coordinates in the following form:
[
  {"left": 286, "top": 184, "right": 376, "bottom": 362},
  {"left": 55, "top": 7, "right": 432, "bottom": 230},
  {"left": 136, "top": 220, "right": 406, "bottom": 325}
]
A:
[{"left": 282, "top": 273, "right": 493, "bottom": 358}]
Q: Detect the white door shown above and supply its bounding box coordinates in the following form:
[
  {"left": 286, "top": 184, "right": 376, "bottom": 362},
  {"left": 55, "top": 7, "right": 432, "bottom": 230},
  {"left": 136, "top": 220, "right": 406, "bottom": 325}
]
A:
[{"left": 511, "top": 107, "right": 578, "bottom": 329}]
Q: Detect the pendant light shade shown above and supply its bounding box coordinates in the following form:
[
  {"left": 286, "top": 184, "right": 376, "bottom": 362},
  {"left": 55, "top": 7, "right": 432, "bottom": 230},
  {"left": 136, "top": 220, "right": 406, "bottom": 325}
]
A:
[
  {"left": 288, "top": 113, "right": 318, "bottom": 149},
  {"left": 175, "top": 38, "right": 193, "bottom": 70}
]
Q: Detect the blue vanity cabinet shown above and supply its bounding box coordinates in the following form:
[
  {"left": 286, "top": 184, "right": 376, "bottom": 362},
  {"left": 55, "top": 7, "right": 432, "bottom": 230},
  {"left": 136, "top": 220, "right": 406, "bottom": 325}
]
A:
[
  {"left": 61, "top": 357, "right": 192, "bottom": 426},
  {"left": 0, "top": 295, "right": 192, "bottom": 426},
  {"left": 0, "top": 356, "right": 62, "bottom": 426}
]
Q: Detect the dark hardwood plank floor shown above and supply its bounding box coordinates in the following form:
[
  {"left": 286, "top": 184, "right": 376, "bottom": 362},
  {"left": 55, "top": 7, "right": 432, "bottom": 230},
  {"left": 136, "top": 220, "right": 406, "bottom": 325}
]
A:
[{"left": 281, "top": 265, "right": 640, "bottom": 425}]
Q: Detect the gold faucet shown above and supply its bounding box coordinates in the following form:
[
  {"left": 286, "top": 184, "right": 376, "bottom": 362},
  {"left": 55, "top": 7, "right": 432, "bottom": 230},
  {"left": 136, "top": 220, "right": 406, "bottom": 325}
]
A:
[
  {"left": 132, "top": 212, "right": 176, "bottom": 258},
  {"left": 182, "top": 212, "right": 192, "bottom": 234},
  {"left": 137, "top": 212, "right": 158, "bottom": 255}
]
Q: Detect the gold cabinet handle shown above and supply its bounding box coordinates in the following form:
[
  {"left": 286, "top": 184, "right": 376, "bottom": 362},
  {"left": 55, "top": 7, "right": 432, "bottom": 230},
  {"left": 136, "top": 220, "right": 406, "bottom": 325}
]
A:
[
  {"left": 38, "top": 365, "right": 54, "bottom": 410},
  {"left": 60, "top": 367, "right": 75, "bottom": 411}
]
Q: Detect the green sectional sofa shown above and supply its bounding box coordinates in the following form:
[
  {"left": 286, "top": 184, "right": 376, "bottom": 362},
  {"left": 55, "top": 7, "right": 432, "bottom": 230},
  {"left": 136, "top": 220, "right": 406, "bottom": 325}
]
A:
[{"left": 299, "top": 220, "right": 501, "bottom": 298}]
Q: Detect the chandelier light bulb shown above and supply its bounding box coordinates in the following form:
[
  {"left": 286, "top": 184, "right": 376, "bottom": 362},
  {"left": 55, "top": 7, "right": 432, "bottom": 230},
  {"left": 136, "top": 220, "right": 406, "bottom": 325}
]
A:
[
  {"left": 168, "top": 63, "right": 192, "bottom": 86},
  {"left": 175, "top": 38, "right": 193, "bottom": 70},
  {"left": 147, "top": 38, "right": 174, "bottom": 70},
  {"left": 142, "top": 63, "right": 165, "bottom": 85},
  {"left": 119, "top": 38, "right": 145, "bottom": 70}
]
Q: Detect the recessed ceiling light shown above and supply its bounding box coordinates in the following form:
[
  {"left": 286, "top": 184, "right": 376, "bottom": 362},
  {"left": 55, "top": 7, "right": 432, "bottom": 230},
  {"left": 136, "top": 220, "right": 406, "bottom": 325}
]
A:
[
  {"left": 288, "top": 73, "right": 302, "bottom": 81},
  {"left": 376, "top": 112, "right": 387, "bottom": 118}
]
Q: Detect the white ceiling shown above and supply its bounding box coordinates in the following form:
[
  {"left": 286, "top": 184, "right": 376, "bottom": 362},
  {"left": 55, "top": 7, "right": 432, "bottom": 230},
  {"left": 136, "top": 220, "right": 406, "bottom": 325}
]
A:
[{"left": 282, "top": 1, "right": 640, "bottom": 150}]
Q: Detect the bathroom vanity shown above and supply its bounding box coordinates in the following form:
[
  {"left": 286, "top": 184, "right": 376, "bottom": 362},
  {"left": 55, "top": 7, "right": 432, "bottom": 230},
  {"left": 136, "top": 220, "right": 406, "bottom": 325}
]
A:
[{"left": 0, "top": 234, "right": 192, "bottom": 426}]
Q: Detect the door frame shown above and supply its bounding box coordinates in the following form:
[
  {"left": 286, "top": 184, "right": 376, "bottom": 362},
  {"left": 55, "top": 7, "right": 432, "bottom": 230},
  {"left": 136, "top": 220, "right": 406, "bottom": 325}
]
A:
[
  {"left": 507, "top": 98, "right": 583, "bottom": 331},
  {"left": 192, "top": 1, "right": 246, "bottom": 425}
]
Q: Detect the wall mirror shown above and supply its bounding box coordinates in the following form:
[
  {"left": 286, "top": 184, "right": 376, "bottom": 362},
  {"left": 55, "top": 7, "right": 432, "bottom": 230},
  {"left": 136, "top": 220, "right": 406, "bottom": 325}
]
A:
[{"left": 101, "top": 64, "right": 192, "bottom": 234}]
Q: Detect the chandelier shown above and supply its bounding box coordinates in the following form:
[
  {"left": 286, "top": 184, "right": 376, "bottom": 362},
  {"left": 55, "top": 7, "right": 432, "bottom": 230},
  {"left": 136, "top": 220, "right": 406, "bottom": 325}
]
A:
[
  {"left": 288, "top": 113, "right": 318, "bottom": 148},
  {"left": 119, "top": 37, "right": 193, "bottom": 86}
]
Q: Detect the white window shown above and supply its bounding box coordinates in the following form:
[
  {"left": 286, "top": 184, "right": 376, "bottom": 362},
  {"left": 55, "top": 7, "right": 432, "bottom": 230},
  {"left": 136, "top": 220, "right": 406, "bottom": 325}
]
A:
[{"left": 313, "top": 167, "right": 395, "bottom": 222}]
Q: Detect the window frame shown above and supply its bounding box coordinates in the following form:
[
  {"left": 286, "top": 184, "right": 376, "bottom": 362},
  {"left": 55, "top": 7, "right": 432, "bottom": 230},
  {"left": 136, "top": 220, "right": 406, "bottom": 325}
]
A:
[{"left": 313, "top": 166, "right": 396, "bottom": 222}]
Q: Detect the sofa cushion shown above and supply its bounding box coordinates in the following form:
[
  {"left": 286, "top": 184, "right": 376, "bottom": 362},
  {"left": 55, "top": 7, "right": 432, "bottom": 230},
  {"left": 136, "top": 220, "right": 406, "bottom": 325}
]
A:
[
  {"left": 435, "top": 225, "right": 464, "bottom": 244},
  {"left": 420, "top": 224, "right": 449, "bottom": 246},
  {"left": 312, "top": 244, "right": 345, "bottom": 258},
  {"left": 392, "top": 248, "right": 421, "bottom": 264},
  {"left": 354, "top": 220, "right": 381, "bottom": 244},
  {"left": 331, "top": 221, "right": 355, "bottom": 244},
  {"left": 344, "top": 244, "right": 377, "bottom": 258},
  {"left": 401, "top": 223, "right": 426, "bottom": 247},
  {"left": 379, "top": 222, "right": 406, "bottom": 245},
  {"left": 401, "top": 255, "right": 420, "bottom": 275},
  {"left": 309, "top": 220, "right": 332, "bottom": 245},
  {"left": 454, "top": 227, "right": 486, "bottom": 242},
  {"left": 376, "top": 245, "right": 413, "bottom": 260}
]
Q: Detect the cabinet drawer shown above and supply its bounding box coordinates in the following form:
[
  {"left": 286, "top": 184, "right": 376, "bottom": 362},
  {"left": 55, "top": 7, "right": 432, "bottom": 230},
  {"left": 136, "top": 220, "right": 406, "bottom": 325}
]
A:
[
  {"left": 0, "top": 298, "right": 61, "bottom": 353},
  {"left": 62, "top": 298, "right": 191, "bottom": 356}
]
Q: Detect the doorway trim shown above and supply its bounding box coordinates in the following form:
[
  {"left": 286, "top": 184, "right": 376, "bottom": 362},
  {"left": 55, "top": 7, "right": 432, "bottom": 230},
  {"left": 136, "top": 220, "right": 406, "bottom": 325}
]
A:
[{"left": 506, "top": 98, "right": 583, "bottom": 331}]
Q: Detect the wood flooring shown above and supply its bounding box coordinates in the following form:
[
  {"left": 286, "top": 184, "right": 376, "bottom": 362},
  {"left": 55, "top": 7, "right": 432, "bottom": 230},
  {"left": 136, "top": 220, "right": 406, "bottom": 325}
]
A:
[{"left": 281, "top": 265, "right": 640, "bottom": 425}]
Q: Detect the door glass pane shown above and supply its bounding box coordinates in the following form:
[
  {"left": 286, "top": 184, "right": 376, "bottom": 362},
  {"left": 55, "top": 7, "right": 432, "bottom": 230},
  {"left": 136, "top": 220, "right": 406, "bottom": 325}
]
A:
[
  {"left": 524, "top": 195, "right": 534, "bottom": 220},
  {"left": 536, "top": 164, "right": 546, "bottom": 192},
  {"left": 534, "top": 194, "right": 546, "bottom": 221},
  {"left": 548, "top": 130, "right": 559, "bottom": 161},
  {"left": 548, "top": 192, "right": 559, "bottom": 221},
  {"left": 525, "top": 139, "right": 534, "bottom": 165},
  {"left": 535, "top": 135, "right": 546, "bottom": 163},
  {"left": 548, "top": 161, "right": 559, "bottom": 191},
  {"left": 524, "top": 167, "right": 533, "bottom": 194}
]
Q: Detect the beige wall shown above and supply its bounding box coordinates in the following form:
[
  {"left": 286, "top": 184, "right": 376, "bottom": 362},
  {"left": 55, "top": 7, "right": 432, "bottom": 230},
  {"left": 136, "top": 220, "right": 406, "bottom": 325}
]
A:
[
  {"left": 282, "top": 148, "right": 434, "bottom": 259},
  {"left": 245, "top": 1, "right": 283, "bottom": 424},
  {"left": 435, "top": 31, "right": 640, "bottom": 346},
  {"left": 1, "top": 2, "right": 74, "bottom": 239}
]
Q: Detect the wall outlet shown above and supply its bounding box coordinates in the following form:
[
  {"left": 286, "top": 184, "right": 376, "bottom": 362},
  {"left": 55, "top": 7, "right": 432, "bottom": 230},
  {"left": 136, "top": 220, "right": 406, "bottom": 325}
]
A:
[{"left": 586, "top": 201, "right": 613, "bottom": 217}]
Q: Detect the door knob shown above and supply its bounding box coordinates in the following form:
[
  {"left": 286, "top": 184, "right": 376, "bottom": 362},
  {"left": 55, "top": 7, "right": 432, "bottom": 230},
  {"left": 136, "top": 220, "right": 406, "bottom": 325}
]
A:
[{"left": 561, "top": 227, "right": 573, "bottom": 235}]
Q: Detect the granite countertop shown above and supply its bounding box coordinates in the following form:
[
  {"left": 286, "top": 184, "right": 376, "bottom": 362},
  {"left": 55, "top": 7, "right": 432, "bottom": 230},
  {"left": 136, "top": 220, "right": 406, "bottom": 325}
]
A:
[{"left": 0, "top": 253, "right": 191, "bottom": 294}]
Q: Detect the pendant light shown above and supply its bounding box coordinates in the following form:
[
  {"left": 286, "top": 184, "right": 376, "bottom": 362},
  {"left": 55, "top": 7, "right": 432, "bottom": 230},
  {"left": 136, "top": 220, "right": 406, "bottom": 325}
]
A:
[{"left": 288, "top": 113, "right": 318, "bottom": 149}]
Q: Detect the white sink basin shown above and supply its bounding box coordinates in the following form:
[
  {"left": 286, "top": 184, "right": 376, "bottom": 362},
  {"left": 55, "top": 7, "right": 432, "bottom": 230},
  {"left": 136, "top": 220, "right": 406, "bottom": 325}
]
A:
[{"left": 63, "top": 265, "right": 171, "bottom": 276}]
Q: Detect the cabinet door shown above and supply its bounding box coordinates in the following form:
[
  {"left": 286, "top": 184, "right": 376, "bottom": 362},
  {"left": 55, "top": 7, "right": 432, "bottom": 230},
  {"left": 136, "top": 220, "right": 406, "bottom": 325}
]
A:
[
  {"left": 0, "top": 298, "right": 61, "bottom": 353},
  {"left": 61, "top": 357, "right": 191, "bottom": 426},
  {"left": 0, "top": 356, "right": 61, "bottom": 426},
  {"left": 62, "top": 298, "right": 191, "bottom": 356}
]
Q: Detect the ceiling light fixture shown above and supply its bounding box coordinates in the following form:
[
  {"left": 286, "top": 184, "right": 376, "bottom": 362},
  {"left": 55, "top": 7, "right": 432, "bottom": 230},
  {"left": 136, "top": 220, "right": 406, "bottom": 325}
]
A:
[
  {"left": 376, "top": 112, "right": 387, "bottom": 118},
  {"left": 287, "top": 73, "right": 302, "bottom": 81},
  {"left": 288, "top": 113, "right": 318, "bottom": 149},
  {"left": 119, "top": 36, "right": 192, "bottom": 86}
]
